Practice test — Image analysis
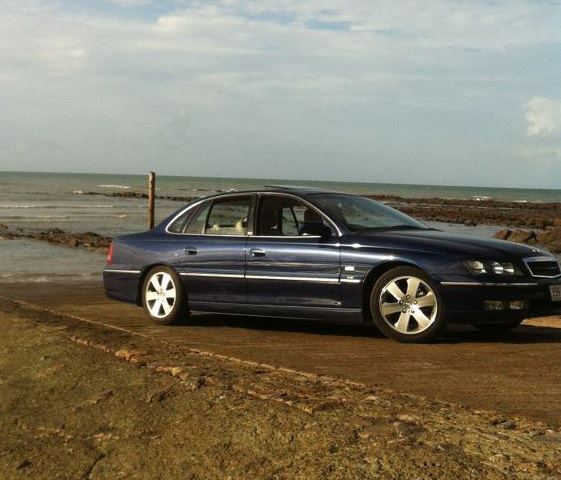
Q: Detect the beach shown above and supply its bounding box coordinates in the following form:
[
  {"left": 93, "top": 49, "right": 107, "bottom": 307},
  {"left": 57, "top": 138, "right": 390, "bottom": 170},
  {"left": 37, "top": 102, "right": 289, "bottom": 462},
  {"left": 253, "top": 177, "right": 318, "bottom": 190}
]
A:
[
  {"left": 2, "top": 293, "right": 561, "bottom": 479},
  {"left": 2, "top": 172, "right": 561, "bottom": 478}
]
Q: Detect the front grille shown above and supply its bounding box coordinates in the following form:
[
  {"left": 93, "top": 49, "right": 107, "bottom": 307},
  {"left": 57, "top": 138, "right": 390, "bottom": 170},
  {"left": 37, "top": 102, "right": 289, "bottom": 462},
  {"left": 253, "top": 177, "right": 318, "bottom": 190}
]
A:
[{"left": 526, "top": 260, "right": 561, "bottom": 278}]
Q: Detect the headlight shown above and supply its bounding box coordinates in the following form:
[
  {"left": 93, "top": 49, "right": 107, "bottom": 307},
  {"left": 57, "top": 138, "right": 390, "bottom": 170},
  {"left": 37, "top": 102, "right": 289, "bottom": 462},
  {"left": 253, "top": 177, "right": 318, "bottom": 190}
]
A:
[{"left": 464, "top": 260, "right": 520, "bottom": 276}]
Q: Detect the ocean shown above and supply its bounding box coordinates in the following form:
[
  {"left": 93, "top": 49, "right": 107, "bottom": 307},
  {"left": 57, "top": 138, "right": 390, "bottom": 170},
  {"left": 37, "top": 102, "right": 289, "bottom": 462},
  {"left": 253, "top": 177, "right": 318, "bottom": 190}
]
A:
[{"left": 1, "top": 171, "right": 560, "bottom": 283}]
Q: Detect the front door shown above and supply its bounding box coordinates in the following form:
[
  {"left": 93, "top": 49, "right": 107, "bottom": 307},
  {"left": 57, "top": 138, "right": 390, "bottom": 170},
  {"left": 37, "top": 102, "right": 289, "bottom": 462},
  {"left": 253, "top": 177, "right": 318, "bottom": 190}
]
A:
[{"left": 246, "top": 194, "right": 341, "bottom": 307}]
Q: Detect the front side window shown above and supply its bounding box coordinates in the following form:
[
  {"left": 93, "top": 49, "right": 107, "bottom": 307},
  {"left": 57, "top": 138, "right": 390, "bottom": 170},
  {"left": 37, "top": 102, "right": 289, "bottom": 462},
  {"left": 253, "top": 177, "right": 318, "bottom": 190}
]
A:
[
  {"left": 205, "top": 196, "right": 251, "bottom": 235},
  {"left": 308, "top": 193, "right": 427, "bottom": 233},
  {"left": 257, "top": 196, "right": 332, "bottom": 236}
]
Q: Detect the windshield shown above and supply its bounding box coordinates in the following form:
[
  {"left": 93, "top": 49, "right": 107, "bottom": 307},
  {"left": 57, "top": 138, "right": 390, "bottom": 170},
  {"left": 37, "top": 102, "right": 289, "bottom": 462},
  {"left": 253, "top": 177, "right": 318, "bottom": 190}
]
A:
[{"left": 308, "top": 193, "right": 428, "bottom": 233}]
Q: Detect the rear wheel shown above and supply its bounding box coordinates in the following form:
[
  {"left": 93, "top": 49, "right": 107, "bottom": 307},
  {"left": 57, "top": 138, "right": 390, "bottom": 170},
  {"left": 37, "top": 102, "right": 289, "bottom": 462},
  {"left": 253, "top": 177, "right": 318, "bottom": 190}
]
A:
[
  {"left": 473, "top": 318, "right": 523, "bottom": 333},
  {"left": 370, "top": 266, "right": 445, "bottom": 343},
  {"left": 141, "top": 266, "right": 186, "bottom": 325}
]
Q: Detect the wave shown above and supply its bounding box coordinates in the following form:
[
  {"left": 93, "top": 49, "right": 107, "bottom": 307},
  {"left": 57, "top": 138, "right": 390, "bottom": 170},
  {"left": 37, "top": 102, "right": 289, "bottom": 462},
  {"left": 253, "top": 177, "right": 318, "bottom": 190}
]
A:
[
  {"left": 0, "top": 272, "right": 101, "bottom": 284},
  {"left": 97, "top": 184, "right": 131, "bottom": 189},
  {"left": 0, "top": 204, "right": 116, "bottom": 209}
]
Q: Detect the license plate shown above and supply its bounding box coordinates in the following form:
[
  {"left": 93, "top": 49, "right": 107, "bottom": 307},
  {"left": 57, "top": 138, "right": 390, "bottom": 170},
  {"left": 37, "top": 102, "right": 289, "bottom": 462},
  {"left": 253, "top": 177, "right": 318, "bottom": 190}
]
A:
[{"left": 550, "top": 285, "right": 561, "bottom": 302}]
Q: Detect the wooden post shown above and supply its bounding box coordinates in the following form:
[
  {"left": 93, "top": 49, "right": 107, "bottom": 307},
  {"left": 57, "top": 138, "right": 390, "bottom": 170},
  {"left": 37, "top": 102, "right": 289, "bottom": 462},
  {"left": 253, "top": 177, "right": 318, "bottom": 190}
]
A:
[{"left": 148, "top": 171, "right": 156, "bottom": 229}]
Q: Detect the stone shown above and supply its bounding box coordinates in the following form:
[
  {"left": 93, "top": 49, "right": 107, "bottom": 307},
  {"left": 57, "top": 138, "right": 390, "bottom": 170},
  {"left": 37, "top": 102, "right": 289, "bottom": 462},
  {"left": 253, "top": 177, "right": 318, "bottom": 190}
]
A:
[
  {"left": 508, "top": 230, "right": 536, "bottom": 243},
  {"left": 494, "top": 229, "right": 512, "bottom": 240}
]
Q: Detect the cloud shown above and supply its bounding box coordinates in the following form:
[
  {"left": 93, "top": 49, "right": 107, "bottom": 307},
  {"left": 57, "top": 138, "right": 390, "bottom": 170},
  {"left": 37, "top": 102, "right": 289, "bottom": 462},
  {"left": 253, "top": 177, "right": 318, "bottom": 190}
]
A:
[
  {"left": 1, "top": 0, "right": 561, "bottom": 187},
  {"left": 525, "top": 97, "right": 561, "bottom": 136}
]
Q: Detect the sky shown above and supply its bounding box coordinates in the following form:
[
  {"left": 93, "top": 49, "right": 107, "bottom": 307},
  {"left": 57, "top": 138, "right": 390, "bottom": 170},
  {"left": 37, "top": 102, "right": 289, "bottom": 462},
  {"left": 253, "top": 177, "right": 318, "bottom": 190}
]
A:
[{"left": 1, "top": 0, "right": 561, "bottom": 188}]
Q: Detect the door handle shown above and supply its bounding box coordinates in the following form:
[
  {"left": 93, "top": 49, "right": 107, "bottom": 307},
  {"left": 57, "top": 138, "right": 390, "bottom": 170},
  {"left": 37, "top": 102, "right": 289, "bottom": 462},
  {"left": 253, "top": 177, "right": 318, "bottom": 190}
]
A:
[
  {"left": 250, "top": 248, "right": 266, "bottom": 257},
  {"left": 184, "top": 247, "right": 198, "bottom": 255}
]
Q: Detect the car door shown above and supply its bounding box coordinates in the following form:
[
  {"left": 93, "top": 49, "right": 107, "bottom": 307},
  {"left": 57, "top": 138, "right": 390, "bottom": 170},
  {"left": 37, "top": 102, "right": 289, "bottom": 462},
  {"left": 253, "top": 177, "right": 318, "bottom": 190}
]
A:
[
  {"left": 172, "top": 194, "right": 253, "bottom": 304},
  {"left": 246, "top": 193, "right": 341, "bottom": 307}
]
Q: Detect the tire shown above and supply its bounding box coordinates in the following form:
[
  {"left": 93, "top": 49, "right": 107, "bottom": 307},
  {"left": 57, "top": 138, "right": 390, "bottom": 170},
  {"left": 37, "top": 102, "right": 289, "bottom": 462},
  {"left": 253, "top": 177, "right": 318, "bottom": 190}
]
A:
[
  {"left": 473, "top": 318, "right": 523, "bottom": 333},
  {"left": 369, "top": 266, "right": 445, "bottom": 343},
  {"left": 141, "top": 266, "right": 187, "bottom": 325}
]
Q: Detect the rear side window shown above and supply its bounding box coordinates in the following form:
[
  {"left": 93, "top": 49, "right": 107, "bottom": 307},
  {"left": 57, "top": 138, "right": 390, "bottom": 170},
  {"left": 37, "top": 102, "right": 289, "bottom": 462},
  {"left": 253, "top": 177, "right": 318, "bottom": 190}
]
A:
[
  {"left": 184, "top": 203, "right": 211, "bottom": 234},
  {"left": 167, "top": 209, "right": 193, "bottom": 233},
  {"left": 205, "top": 196, "right": 251, "bottom": 235}
]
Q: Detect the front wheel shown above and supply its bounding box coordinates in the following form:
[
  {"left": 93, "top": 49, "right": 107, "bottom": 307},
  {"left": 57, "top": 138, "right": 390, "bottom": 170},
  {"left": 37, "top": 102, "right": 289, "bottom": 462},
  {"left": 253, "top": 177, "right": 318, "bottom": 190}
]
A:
[
  {"left": 370, "top": 266, "right": 445, "bottom": 343},
  {"left": 141, "top": 266, "right": 187, "bottom": 325}
]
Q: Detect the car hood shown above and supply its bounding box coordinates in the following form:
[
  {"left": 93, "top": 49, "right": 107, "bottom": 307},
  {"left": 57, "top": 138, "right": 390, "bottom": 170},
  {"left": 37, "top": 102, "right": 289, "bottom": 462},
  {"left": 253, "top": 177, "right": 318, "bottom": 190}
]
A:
[{"left": 348, "top": 229, "right": 546, "bottom": 259}]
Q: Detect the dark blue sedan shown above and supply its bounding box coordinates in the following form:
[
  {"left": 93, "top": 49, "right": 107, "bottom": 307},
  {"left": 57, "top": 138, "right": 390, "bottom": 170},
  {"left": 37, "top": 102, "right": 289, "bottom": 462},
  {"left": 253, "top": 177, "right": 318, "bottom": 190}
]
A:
[{"left": 103, "top": 186, "right": 561, "bottom": 342}]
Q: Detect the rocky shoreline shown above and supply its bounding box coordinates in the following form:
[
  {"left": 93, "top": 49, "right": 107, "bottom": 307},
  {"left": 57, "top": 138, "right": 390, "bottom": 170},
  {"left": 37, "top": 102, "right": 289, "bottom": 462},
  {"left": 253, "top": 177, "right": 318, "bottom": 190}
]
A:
[
  {"left": 78, "top": 190, "right": 561, "bottom": 229},
  {"left": 0, "top": 224, "right": 111, "bottom": 253},
  {"left": 3, "top": 192, "right": 561, "bottom": 254}
]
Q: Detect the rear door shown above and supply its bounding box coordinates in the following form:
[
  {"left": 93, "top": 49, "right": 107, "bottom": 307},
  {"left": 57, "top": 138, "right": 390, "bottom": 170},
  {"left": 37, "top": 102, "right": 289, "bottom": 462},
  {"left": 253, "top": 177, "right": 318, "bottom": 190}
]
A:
[
  {"left": 172, "top": 194, "right": 253, "bottom": 304},
  {"left": 246, "top": 193, "right": 341, "bottom": 307}
]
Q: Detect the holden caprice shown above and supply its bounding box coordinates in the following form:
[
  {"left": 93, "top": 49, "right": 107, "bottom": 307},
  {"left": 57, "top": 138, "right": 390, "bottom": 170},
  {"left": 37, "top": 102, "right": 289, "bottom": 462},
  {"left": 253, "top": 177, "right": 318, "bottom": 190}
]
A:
[{"left": 103, "top": 187, "right": 561, "bottom": 342}]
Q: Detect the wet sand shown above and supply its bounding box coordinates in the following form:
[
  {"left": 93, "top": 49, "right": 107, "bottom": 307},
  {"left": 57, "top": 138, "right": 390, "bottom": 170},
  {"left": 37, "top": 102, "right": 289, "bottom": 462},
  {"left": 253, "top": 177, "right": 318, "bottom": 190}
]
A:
[{"left": 2, "top": 281, "right": 561, "bottom": 427}]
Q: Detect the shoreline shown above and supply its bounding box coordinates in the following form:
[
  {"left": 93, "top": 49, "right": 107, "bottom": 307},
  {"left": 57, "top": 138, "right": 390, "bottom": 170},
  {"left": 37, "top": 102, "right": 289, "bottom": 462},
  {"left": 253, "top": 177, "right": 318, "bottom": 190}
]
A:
[
  {"left": 3, "top": 190, "right": 561, "bottom": 253},
  {"left": 76, "top": 189, "right": 561, "bottom": 229}
]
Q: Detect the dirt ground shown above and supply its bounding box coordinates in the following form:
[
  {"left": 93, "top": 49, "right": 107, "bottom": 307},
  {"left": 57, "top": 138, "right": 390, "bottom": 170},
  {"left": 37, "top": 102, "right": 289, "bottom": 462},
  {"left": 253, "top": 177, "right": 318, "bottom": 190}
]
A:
[
  {"left": 3, "top": 282, "right": 561, "bottom": 428},
  {"left": 1, "top": 299, "right": 561, "bottom": 480}
]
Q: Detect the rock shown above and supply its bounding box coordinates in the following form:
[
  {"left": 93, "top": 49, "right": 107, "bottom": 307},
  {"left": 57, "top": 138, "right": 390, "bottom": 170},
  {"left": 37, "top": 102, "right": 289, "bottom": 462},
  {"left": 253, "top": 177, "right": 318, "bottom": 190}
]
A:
[
  {"left": 153, "top": 365, "right": 186, "bottom": 378},
  {"left": 534, "top": 431, "right": 561, "bottom": 443},
  {"left": 16, "top": 459, "right": 32, "bottom": 470},
  {"left": 553, "top": 218, "right": 561, "bottom": 227},
  {"left": 115, "top": 349, "right": 148, "bottom": 362},
  {"left": 509, "top": 230, "right": 536, "bottom": 243},
  {"left": 494, "top": 229, "right": 512, "bottom": 240},
  {"left": 537, "top": 227, "right": 561, "bottom": 243},
  {"left": 463, "top": 219, "right": 477, "bottom": 226},
  {"left": 88, "top": 390, "right": 114, "bottom": 405},
  {"left": 393, "top": 421, "right": 425, "bottom": 440}
]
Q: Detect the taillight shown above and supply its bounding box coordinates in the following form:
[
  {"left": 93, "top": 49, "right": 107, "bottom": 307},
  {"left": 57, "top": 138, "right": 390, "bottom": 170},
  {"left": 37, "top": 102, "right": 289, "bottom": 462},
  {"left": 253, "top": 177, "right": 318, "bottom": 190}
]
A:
[{"left": 106, "top": 243, "right": 113, "bottom": 265}]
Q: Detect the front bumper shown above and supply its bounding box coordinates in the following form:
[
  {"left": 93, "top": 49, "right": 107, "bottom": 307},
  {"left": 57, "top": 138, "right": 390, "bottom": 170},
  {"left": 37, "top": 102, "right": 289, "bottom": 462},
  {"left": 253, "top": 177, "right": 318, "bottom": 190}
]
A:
[{"left": 437, "top": 277, "right": 561, "bottom": 323}]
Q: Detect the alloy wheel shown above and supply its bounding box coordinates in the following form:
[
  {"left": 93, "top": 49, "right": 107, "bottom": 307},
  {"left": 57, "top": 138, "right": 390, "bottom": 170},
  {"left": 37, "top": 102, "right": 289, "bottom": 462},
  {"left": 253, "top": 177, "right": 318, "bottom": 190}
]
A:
[
  {"left": 145, "top": 271, "right": 177, "bottom": 318},
  {"left": 378, "top": 275, "right": 438, "bottom": 335}
]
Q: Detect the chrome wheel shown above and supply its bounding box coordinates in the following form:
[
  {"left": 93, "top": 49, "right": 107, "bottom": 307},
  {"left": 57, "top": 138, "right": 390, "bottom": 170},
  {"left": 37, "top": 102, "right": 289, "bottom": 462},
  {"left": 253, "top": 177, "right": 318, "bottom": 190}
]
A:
[
  {"left": 378, "top": 275, "right": 438, "bottom": 335},
  {"left": 145, "top": 271, "right": 177, "bottom": 319}
]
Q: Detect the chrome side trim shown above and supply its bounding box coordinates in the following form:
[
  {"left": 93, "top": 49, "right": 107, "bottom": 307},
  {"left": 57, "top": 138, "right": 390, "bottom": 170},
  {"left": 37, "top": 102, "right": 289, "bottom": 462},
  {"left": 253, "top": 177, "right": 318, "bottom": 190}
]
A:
[
  {"left": 180, "top": 272, "right": 244, "bottom": 279},
  {"left": 246, "top": 274, "right": 339, "bottom": 283},
  {"left": 179, "top": 272, "right": 354, "bottom": 284},
  {"left": 104, "top": 269, "right": 141, "bottom": 274},
  {"left": 440, "top": 281, "right": 539, "bottom": 287}
]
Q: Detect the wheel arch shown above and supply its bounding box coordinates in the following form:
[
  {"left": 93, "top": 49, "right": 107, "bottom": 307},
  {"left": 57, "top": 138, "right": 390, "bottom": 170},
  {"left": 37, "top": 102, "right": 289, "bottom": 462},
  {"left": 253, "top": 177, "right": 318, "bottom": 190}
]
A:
[{"left": 361, "top": 260, "right": 424, "bottom": 321}]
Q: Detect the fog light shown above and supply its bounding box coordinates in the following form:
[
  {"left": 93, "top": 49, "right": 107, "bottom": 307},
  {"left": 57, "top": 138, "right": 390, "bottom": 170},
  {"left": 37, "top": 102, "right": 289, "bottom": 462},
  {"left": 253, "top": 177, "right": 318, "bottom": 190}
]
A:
[
  {"left": 484, "top": 300, "right": 505, "bottom": 311},
  {"left": 508, "top": 300, "right": 525, "bottom": 310}
]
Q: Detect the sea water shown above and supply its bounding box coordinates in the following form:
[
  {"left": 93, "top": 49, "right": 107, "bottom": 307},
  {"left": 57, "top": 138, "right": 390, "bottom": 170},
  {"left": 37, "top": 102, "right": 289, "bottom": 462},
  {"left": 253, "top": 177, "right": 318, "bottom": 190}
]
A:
[{"left": 1, "top": 171, "right": 559, "bottom": 282}]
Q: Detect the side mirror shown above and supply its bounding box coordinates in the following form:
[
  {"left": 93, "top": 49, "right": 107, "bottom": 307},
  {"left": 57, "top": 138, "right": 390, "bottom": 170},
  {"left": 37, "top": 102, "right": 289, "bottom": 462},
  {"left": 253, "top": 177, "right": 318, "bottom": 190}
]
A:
[{"left": 300, "top": 222, "right": 332, "bottom": 237}]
